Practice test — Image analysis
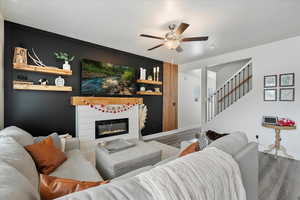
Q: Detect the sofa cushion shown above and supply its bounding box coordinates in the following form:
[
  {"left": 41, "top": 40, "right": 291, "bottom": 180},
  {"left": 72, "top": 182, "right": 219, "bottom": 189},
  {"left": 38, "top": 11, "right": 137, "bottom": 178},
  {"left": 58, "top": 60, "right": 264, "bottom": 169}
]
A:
[
  {"left": 0, "top": 136, "right": 39, "bottom": 189},
  {"left": 50, "top": 149, "right": 103, "bottom": 182},
  {"left": 0, "top": 161, "right": 40, "bottom": 200},
  {"left": 34, "top": 132, "right": 62, "bottom": 150},
  {"left": 208, "top": 132, "right": 248, "bottom": 156},
  {"left": 0, "top": 126, "right": 33, "bottom": 146},
  {"left": 112, "top": 166, "right": 153, "bottom": 182},
  {"left": 25, "top": 136, "right": 67, "bottom": 175},
  {"left": 40, "top": 174, "right": 109, "bottom": 200}
]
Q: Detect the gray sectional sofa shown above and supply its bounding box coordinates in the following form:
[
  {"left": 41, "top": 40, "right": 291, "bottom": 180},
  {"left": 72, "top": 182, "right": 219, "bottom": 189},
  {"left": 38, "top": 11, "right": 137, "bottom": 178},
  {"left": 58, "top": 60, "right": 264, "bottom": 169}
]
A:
[{"left": 0, "top": 126, "right": 258, "bottom": 200}]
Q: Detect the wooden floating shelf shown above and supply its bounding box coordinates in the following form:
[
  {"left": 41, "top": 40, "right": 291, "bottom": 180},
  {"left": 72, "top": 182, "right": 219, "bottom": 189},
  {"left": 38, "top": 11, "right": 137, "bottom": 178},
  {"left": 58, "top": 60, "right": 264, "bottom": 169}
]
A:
[
  {"left": 137, "top": 91, "right": 162, "bottom": 96},
  {"left": 136, "top": 80, "right": 162, "bottom": 85},
  {"left": 13, "top": 83, "right": 72, "bottom": 92},
  {"left": 13, "top": 63, "right": 72, "bottom": 76}
]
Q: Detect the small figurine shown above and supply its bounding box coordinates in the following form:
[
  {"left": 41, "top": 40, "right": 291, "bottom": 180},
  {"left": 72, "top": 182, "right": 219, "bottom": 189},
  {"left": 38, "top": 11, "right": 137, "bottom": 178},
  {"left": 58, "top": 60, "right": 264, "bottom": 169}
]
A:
[{"left": 39, "top": 78, "right": 49, "bottom": 85}]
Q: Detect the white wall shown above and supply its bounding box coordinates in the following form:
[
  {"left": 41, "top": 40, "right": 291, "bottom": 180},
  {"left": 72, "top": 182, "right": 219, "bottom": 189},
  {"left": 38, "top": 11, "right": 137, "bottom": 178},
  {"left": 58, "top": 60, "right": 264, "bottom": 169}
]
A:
[
  {"left": 180, "top": 36, "right": 300, "bottom": 160},
  {"left": 178, "top": 70, "right": 201, "bottom": 128},
  {"left": 211, "top": 59, "right": 249, "bottom": 89},
  {"left": 0, "top": 11, "right": 4, "bottom": 129}
]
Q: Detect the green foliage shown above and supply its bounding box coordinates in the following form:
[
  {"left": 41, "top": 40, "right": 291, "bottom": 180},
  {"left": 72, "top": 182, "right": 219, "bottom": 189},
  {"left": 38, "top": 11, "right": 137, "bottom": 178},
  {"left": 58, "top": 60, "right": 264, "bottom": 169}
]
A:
[{"left": 54, "top": 52, "right": 75, "bottom": 62}]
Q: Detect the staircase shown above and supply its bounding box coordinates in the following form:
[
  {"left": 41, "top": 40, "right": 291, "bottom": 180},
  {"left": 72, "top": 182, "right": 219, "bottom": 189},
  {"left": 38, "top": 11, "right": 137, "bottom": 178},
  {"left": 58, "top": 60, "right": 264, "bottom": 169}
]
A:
[{"left": 206, "top": 60, "right": 253, "bottom": 121}]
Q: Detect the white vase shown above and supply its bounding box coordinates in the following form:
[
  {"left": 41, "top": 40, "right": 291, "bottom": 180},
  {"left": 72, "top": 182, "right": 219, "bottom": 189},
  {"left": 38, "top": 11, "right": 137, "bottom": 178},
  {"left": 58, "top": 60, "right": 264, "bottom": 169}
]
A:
[{"left": 63, "top": 61, "right": 71, "bottom": 70}]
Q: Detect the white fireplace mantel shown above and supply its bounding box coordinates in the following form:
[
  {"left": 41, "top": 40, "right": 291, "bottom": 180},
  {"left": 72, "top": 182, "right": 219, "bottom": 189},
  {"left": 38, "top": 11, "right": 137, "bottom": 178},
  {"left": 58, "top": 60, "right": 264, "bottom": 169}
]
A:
[{"left": 72, "top": 97, "right": 143, "bottom": 141}]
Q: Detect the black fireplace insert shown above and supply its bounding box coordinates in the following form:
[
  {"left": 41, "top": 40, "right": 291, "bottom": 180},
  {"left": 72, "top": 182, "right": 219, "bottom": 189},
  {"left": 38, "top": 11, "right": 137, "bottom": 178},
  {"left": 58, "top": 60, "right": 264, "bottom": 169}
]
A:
[{"left": 95, "top": 118, "right": 129, "bottom": 138}]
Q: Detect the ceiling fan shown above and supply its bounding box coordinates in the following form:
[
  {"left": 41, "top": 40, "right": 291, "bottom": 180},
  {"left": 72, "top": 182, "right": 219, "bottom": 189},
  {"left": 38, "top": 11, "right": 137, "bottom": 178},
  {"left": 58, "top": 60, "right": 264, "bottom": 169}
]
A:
[{"left": 140, "top": 23, "right": 209, "bottom": 53}]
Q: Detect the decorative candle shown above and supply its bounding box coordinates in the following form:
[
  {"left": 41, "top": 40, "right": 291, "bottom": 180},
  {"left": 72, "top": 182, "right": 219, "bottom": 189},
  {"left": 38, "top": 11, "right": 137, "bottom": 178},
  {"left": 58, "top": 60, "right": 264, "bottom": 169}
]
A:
[{"left": 153, "top": 67, "right": 156, "bottom": 81}]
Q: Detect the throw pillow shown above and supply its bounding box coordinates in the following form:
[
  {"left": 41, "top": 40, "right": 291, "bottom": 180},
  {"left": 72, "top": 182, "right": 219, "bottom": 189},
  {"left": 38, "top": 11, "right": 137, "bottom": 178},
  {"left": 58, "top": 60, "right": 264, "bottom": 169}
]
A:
[
  {"left": 179, "top": 142, "right": 198, "bottom": 157},
  {"left": 25, "top": 137, "right": 67, "bottom": 175},
  {"left": 0, "top": 137, "right": 39, "bottom": 189},
  {"left": 34, "top": 133, "right": 62, "bottom": 150},
  {"left": 40, "top": 174, "right": 109, "bottom": 200},
  {"left": 0, "top": 126, "right": 34, "bottom": 146}
]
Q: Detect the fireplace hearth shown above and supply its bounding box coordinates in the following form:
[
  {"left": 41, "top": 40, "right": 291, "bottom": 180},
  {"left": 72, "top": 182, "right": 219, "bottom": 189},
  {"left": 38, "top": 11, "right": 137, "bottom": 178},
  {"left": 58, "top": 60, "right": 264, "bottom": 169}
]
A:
[{"left": 95, "top": 118, "right": 129, "bottom": 138}]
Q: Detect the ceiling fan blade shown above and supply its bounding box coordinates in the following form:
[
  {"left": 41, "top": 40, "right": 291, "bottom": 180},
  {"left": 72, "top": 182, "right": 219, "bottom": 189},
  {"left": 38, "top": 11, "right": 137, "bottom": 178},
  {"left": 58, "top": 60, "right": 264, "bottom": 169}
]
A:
[
  {"left": 182, "top": 36, "right": 209, "bottom": 42},
  {"left": 148, "top": 43, "right": 164, "bottom": 51},
  {"left": 176, "top": 46, "right": 183, "bottom": 53},
  {"left": 140, "top": 34, "right": 165, "bottom": 40},
  {"left": 175, "top": 23, "right": 190, "bottom": 35}
]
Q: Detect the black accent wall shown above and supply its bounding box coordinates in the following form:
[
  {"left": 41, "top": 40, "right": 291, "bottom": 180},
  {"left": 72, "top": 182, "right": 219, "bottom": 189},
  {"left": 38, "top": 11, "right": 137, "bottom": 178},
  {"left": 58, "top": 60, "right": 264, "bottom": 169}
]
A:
[{"left": 4, "top": 21, "right": 163, "bottom": 137}]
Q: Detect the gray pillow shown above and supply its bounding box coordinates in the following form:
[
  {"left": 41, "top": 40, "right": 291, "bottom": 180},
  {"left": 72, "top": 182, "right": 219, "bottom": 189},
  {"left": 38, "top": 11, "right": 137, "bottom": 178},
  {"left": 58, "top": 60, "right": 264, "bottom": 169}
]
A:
[
  {"left": 0, "top": 137, "right": 39, "bottom": 190},
  {"left": 0, "top": 126, "right": 33, "bottom": 146},
  {"left": 0, "top": 161, "right": 40, "bottom": 200},
  {"left": 34, "top": 132, "right": 61, "bottom": 150}
]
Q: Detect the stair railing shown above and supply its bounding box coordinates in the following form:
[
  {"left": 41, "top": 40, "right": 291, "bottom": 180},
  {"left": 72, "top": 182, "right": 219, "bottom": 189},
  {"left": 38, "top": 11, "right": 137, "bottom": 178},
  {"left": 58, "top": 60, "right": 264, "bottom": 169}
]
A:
[{"left": 207, "top": 60, "right": 253, "bottom": 121}]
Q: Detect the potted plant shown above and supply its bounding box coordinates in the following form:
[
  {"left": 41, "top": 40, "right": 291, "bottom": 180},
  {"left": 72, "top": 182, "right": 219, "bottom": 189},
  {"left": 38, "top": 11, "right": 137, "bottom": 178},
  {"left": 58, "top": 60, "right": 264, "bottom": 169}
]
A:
[{"left": 54, "top": 52, "right": 75, "bottom": 70}]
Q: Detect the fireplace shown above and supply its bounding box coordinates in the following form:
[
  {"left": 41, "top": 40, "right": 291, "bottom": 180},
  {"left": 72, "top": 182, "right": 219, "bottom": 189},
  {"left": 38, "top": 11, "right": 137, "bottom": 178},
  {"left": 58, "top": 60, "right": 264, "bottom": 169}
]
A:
[{"left": 95, "top": 118, "right": 129, "bottom": 139}]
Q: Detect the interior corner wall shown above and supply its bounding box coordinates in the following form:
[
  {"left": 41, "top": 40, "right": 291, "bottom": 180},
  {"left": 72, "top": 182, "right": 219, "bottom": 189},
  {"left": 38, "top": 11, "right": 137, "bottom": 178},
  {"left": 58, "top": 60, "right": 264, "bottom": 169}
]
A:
[
  {"left": 181, "top": 36, "right": 300, "bottom": 160},
  {"left": 0, "top": 12, "right": 4, "bottom": 129},
  {"left": 178, "top": 70, "right": 201, "bottom": 128}
]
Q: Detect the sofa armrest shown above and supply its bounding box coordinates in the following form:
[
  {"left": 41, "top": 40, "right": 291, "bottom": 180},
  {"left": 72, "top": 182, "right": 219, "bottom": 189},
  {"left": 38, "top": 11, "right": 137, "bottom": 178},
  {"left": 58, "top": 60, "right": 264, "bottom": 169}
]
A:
[
  {"left": 65, "top": 138, "right": 80, "bottom": 152},
  {"left": 234, "top": 142, "right": 258, "bottom": 200}
]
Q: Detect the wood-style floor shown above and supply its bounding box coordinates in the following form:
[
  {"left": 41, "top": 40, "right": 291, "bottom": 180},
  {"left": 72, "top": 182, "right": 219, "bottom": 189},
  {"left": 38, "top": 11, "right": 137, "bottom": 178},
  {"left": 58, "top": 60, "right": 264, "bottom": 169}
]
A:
[{"left": 259, "top": 153, "right": 300, "bottom": 200}]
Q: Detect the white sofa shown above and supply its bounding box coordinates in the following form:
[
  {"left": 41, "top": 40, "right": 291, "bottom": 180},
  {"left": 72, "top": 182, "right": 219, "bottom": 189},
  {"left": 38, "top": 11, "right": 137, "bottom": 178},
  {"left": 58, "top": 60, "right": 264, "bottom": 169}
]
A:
[{"left": 0, "top": 126, "right": 103, "bottom": 200}]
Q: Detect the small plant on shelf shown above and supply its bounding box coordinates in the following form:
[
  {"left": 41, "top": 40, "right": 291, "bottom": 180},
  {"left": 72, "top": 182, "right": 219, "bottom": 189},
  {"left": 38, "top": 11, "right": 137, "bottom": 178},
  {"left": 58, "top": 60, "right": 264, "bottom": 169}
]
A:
[{"left": 54, "top": 52, "right": 75, "bottom": 70}]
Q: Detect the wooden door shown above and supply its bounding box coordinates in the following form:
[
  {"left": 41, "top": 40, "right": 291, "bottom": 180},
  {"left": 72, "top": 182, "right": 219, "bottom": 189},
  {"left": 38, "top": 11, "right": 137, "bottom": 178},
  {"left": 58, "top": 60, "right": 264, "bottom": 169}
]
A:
[{"left": 163, "top": 62, "right": 178, "bottom": 131}]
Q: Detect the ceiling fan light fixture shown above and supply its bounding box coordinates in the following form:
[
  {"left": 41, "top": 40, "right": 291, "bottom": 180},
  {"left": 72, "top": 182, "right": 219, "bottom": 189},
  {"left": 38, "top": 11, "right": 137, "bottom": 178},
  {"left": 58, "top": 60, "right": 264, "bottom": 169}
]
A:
[{"left": 165, "top": 39, "right": 180, "bottom": 50}]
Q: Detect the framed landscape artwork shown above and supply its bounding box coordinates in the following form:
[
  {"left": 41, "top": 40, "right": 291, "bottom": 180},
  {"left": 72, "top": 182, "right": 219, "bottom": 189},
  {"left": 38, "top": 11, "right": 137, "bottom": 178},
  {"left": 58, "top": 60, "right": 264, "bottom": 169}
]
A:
[
  {"left": 279, "top": 73, "right": 295, "bottom": 87},
  {"left": 264, "top": 89, "right": 277, "bottom": 101},
  {"left": 264, "top": 75, "right": 277, "bottom": 88},
  {"left": 279, "top": 88, "right": 295, "bottom": 101},
  {"left": 81, "top": 59, "right": 136, "bottom": 96}
]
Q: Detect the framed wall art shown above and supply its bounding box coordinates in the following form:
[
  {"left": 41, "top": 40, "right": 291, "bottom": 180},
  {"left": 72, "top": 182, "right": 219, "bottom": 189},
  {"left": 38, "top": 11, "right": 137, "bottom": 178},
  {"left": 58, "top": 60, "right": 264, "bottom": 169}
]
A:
[
  {"left": 279, "top": 88, "right": 295, "bottom": 101},
  {"left": 264, "top": 89, "right": 277, "bottom": 101},
  {"left": 279, "top": 73, "right": 295, "bottom": 87},
  {"left": 264, "top": 75, "right": 277, "bottom": 88}
]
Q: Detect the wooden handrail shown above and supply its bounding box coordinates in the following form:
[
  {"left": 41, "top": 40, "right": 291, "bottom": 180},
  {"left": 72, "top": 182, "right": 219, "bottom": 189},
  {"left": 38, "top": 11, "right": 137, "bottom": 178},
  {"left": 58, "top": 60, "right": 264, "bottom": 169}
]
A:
[{"left": 217, "top": 75, "right": 252, "bottom": 102}]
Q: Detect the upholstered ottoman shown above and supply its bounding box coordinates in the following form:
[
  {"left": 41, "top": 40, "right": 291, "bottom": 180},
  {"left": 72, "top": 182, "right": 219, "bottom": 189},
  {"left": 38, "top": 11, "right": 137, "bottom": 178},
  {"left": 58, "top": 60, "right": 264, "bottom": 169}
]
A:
[{"left": 96, "top": 140, "right": 161, "bottom": 179}]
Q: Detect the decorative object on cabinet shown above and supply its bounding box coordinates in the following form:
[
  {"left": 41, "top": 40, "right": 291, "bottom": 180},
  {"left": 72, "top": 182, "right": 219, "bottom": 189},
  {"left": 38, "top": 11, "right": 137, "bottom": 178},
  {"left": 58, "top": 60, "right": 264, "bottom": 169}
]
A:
[
  {"left": 264, "top": 75, "right": 277, "bottom": 88},
  {"left": 264, "top": 89, "right": 277, "bottom": 101},
  {"left": 13, "top": 47, "right": 27, "bottom": 64},
  {"left": 279, "top": 88, "right": 295, "bottom": 101},
  {"left": 39, "top": 78, "right": 49, "bottom": 85},
  {"left": 140, "top": 86, "right": 146, "bottom": 92},
  {"left": 54, "top": 52, "right": 75, "bottom": 70},
  {"left": 17, "top": 74, "right": 28, "bottom": 81},
  {"left": 13, "top": 63, "right": 72, "bottom": 75},
  {"left": 147, "top": 75, "right": 153, "bottom": 81},
  {"left": 55, "top": 76, "right": 65, "bottom": 87},
  {"left": 139, "top": 68, "right": 146, "bottom": 80},
  {"left": 28, "top": 48, "right": 47, "bottom": 67},
  {"left": 262, "top": 116, "right": 278, "bottom": 125},
  {"left": 154, "top": 88, "right": 160, "bottom": 93},
  {"left": 279, "top": 73, "right": 295, "bottom": 87},
  {"left": 139, "top": 104, "right": 148, "bottom": 130}
]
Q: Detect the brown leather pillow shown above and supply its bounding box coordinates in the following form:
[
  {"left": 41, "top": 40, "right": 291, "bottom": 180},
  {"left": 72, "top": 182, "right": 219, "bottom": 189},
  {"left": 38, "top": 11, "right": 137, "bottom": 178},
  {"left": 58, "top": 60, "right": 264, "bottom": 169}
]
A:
[
  {"left": 40, "top": 174, "right": 109, "bottom": 200},
  {"left": 25, "top": 137, "right": 67, "bottom": 174},
  {"left": 179, "top": 142, "right": 198, "bottom": 157}
]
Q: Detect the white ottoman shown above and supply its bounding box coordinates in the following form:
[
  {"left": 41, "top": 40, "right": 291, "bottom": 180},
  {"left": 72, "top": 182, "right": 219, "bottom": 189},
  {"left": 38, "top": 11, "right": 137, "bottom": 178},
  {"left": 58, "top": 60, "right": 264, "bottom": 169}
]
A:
[{"left": 96, "top": 140, "right": 161, "bottom": 179}]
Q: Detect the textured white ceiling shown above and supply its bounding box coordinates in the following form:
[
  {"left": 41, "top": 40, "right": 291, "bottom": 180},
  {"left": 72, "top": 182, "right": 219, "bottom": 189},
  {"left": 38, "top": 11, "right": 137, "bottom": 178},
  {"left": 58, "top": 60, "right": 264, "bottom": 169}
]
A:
[{"left": 2, "top": 0, "right": 300, "bottom": 64}]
